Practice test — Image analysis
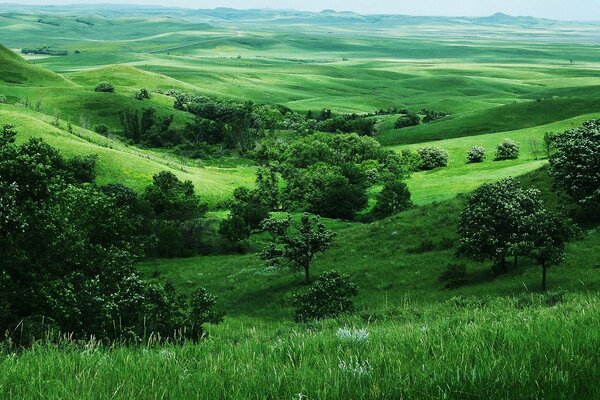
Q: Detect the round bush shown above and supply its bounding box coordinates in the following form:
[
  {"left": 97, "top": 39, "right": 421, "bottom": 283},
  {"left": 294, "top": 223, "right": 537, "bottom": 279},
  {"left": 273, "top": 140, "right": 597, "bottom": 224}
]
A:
[
  {"left": 495, "top": 139, "right": 520, "bottom": 160},
  {"left": 95, "top": 82, "right": 115, "bottom": 93},
  {"left": 292, "top": 271, "right": 358, "bottom": 322},
  {"left": 467, "top": 146, "right": 486, "bottom": 163},
  {"left": 94, "top": 124, "right": 109, "bottom": 135},
  {"left": 373, "top": 179, "right": 413, "bottom": 218},
  {"left": 417, "top": 146, "right": 448, "bottom": 170}
]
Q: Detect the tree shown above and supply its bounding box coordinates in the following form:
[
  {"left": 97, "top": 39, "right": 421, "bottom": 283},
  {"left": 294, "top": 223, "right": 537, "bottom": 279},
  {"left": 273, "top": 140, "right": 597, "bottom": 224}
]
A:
[
  {"left": 219, "top": 186, "right": 270, "bottom": 245},
  {"left": 94, "top": 82, "right": 115, "bottom": 93},
  {"left": 467, "top": 146, "right": 486, "bottom": 163},
  {"left": 417, "top": 146, "right": 448, "bottom": 170},
  {"left": 548, "top": 120, "right": 600, "bottom": 212},
  {"left": 260, "top": 213, "right": 335, "bottom": 284},
  {"left": 394, "top": 113, "right": 420, "bottom": 129},
  {"left": 135, "top": 88, "right": 151, "bottom": 101},
  {"left": 142, "top": 171, "right": 206, "bottom": 222},
  {"left": 458, "top": 178, "right": 544, "bottom": 275},
  {"left": 513, "top": 210, "right": 580, "bottom": 291},
  {"left": 94, "top": 124, "right": 110, "bottom": 136},
  {"left": 291, "top": 271, "right": 358, "bottom": 322},
  {"left": 372, "top": 179, "right": 413, "bottom": 218},
  {"left": 495, "top": 139, "right": 520, "bottom": 160},
  {"left": 255, "top": 166, "right": 280, "bottom": 210}
]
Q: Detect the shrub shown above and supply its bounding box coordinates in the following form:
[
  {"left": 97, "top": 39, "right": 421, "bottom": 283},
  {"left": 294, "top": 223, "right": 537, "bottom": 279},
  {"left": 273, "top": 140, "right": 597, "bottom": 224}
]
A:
[
  {"left": 372, "top": 179, "right": 412, "bottom": 218},
  {"left": 135, "top": 88, "right": 151, "bottom": 101},
  {"left": 0, "top": 95, "right": 7, "bottom": 104},
  {"left": 417, "top": 146, "right": 448, "bottom": 170},
  {"left": 548, "top": 120, "right": 600, "bottom": 211},
  {"left": 94, "top": 124, "right": 109, "bottom": 135},
  {"left": 467, "top": 146, "right": 486, "bottom": 163},
  {"left": 438, "top": 263, "right": 467, "bottom": 288},
  {"left": 95, "top": 82, "right": 115, "bottom": 93},
  {"left": 394, "top": 113, "right": 420, "bottom": 129},
  {"left": 495, "top": 139, "right": 520, "bottom": 160},
  {"left": 292, "top": 271, "right": 358, "bottom": 322}
]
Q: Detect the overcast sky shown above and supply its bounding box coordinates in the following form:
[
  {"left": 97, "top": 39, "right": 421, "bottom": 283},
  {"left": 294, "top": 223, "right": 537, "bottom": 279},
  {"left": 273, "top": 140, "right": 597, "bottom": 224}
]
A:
[{"left": 4, "top": 0, "right": 600, "bottom": 21}]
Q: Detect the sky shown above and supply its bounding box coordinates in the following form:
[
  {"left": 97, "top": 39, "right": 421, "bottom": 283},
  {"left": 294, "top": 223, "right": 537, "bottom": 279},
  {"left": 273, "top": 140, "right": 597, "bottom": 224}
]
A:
[{"left": 3, "top": 0, "right": 600, "bottom": 21}]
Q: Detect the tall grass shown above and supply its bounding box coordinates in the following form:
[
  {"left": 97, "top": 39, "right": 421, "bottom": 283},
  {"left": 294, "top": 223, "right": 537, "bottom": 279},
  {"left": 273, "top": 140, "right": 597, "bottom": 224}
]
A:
[{"left": 2, "top": 294, "right": 599, "bottom": 399}]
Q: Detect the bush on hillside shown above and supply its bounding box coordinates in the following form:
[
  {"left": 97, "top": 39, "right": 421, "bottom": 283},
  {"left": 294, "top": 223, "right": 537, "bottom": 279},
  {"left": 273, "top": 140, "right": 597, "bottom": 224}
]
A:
[
  {"left": 417, "top": 146, "right": 448, "bottom": 170},
  {"left": 94, "top": 124, "right": 110, "bottom": 135},
  {"left": 467, "top": 146, "right": 486, "bottom": 163},
  {"left": 95, "top": 82, "right": 115, "bottom": 93},
  {"left": 548, "top": 119, "right": 600, "bottom": 212},
  {"left": 438, "top": 263, "right": 467, "bottom": 288},
  {"left": 495, "top": 139, "right": 520, "bottom": 160},
  {"left": 372, "top": 179, "right": 413, "bottom": 218},
  {"left": 394, "top": 113, "right": 420, "bottom": 129},
  {"left": 292, "top": 271, "right": 358, "bottom": 322},
  {"left": 135, "top": 88, "right": 151, "bottom": 101},
  {"left": 0, "top": 95, "right": 7, "bottom": 104}
]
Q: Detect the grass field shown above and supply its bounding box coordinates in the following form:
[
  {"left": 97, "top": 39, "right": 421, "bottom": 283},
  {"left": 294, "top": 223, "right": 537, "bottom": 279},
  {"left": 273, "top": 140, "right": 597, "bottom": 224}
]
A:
[{"left": 1, "top": 5, "right": 600, "bottom": 399}]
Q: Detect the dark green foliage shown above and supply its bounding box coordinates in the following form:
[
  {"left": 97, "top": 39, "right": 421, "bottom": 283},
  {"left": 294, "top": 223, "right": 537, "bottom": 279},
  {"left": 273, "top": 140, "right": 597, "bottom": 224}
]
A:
[
  {"left": 0, "top": 130, "right": 221, "bottom": 343},
  {"left": 422, "top": 109, "right": 449, "bottom": 123},
  {"left": 394, "top": 113, "right": 420, "bottom": 129},
  {"left": 315, "top": 113, "right": 378, "bottom": 136},
  {"left": 255, "top": 167, "right": 280, "bottom": 210},
  {"left": 21, "top": 46, "right": 67, "bottom": 56},
  {"left": 260, "top": 213, "right": 335, "bottom": 284},
  {"left": 284, "top": 163, "right": 368, "bottom": 220},
  {"left": 467, "top": 146, "right": 486, "bottom": 163},
  {"left": 438, "top": 263, "right": 468, "bottom": 288},
  {"left": 417, "top": 146, "right": 449, "bottom": 170},
  {"left": 219, "top": 186, "right": 270, "bottom": 245},
  {"left": 135, "top": 88, "right": 151, "bottom": 101},
  {"left": 94, "top": 81, "right": 115, "bottom": 93},
  {"left": 292, "top": 271, "right": 358, "bottom": 322},
  {"left": 373, "top": 179, "right": 413, "bottom": 218},
  {"left": 94, "top": 124, "right": 110, "bottom": 136},
  {"left": 548, "top": 119, "right": 600, "bottom": 211},
  {"left": 459, "top": 178, "right": 544, "bottom": 275},
  {"left": 513, "top": 210, "right": 580, "bottom": 291},
  {"left": 119, "top": 107, "right": 178, "bottom": 147},
  {"left": 495, "top": 139, "right": 520, "bottom": 160}
]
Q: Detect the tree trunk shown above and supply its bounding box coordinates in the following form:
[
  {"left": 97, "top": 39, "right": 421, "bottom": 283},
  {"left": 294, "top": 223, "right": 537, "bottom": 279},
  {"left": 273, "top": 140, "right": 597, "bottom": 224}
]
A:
[
  {"left": 304, "top": 264, "right": 311, "bottom": 285},
  {"left": 513, "top": 255, "right": 518, "bottom": 269},
  {"left": 541, "top": 262, "right": 547, "bottom": 292}
]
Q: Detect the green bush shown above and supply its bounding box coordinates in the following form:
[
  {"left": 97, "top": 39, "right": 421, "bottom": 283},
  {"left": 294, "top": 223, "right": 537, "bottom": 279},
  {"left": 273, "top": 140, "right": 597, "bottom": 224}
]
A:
[
  {"left": 417, "top": 146, "right": 448, "bottom": 170},
  {"left": 467, "top": 146, "right": 486, "bottom": 163},
  {"left": 94, "top": 124, "right": 109, "bottom": 135},
  {"left": 95, "top": 82, "right": 115, "bottom": 93},
  {"left": 373, "top": 179, "right": 413, "bottom": 218},
  {"left": 495, "top": 139, "right": 520, "bottom": 160},
  {"left": 292, "top": 271, "right": 358, "bottom": 322},
  {"left": 135, "top": 88, "right": 151, "bottom": 100}
]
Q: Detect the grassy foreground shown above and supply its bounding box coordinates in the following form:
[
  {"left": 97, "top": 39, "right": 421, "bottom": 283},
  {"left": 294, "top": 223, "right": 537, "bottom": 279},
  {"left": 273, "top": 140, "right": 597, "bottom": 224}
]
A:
[{"left": 2, "top": 293, "right": 599, "bottom": 399}]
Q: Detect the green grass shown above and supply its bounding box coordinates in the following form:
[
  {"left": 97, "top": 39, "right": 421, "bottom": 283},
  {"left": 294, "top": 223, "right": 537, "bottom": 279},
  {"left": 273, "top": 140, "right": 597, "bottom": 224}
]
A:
[{"left": 2, "top": 294, "right": 600, "bottom": 399}]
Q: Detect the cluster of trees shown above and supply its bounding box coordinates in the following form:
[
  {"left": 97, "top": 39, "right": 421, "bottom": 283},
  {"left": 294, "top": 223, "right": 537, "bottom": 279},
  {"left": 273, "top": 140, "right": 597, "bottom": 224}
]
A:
[
  {"left": 119, "top": 107, "right": 178, "bottom": 147},
  {"left": 21, "top": 47, "right": 68, "bottom": 56},
  {"left": 459, "top": 178, "right": 579, "bottom": 290},
  {"left": 95, "top": 82, "right": 115, "bottom": 93},
  {"left": 394, "top": 109, "right": 449, "bottom": 129},
  {"left": 307, "top": 109, "right": 378, "bottom": 136},
  {"left": 0, "top": 126, "right": 222, "bottom": 345}
]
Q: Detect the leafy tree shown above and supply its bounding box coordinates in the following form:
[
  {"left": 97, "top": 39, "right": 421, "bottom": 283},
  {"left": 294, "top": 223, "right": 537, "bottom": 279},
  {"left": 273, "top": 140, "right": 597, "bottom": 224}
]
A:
[
  {"left": 548, "top": 120, "right": 600, "bottom": 211},
  {"left": 458, "top": 178, "right": 544, "bottom": 275},
  {"left": 373, "top": 179, "right": 413, "bottom": 218},
  {"left": 495, "top": 139, "right": 520, "bottom": 160},
  {"left": 188, "top": 288, "right": 224, "bottom": 338},
  {"left": 394, "top": 113, "right": 420, "bottom": 129},
  {"left": 255, "top": 166, "right": 280, "bottom": 210},
  {"left": 0, "top": 130, "right": 221, "bottom": 342},
  {"left": 143, "top": 171, "right": 206, "bottom": 222},
  {"left": 95, "top": 82, "right": 115, "bottom": 93},
  {"left": 291, "top": 271, "right": 358, "bottom": 322},
  {"left": 219, "top": 186, "right": 270, "bottom": 245},
  {"left": 260, "top": 213, "right": 335, "bottom": 284},
  {"left": 513, "top": 210, "right": 580, "bottom": 291},
  {"left": 135, "top": 88, "right": 151, "bottom": 101},
  {"left": 417, "top": 146, "right": 448, "bottom": 170},
  {"left": 467, "top": 146, "right": 486, "bottom": 163}
]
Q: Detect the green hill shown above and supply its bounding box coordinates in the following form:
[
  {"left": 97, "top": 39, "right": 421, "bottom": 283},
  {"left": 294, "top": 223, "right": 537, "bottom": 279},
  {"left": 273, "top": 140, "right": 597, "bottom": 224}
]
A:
[{"left": 0, "top": 44, "right": 74, "bottom": 86}]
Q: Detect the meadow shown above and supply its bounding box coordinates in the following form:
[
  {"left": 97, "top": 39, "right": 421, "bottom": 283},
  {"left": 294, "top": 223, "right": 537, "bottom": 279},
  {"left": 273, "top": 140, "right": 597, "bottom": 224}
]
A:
[{"left": 1, "top": 5, "right": 600, "bottom": 399}]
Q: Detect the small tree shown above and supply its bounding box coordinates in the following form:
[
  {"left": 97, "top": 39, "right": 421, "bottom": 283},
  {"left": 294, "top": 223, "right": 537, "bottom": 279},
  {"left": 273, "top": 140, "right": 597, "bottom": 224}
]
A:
[
  {"left": 135, "top": 88, "right": 151, "bottom": 101},
  {"left": 458, "top": 178, "right": 544, "bottom": 275},
  {"left": 394, "top": 113, "right": 420, "bottom": 129},
  {"left": 495, "top": 139, "right": 520, "bottom": 160},
  {"left": 417, "top": 146, "right": 448, "bottom": 170},
  {"left": 188, "top": 288, "right": 224, "bottom": 338},
  {"left": 513, "top": 211, "right": 580, "bottom": 291},
  {"left": 292, "top": 271, "right": 358, "bottom": 322},
  {"left": 467, "top": 146, "right": 486, "bottom": 163},
  {"left": 95, "top": 82, "right": 115, "bottom": 93},
  {"left": 548, "top": 120, "right": 600, "bottom": 212},
  {"left": 259, "top": 213, "right": 335, "bottom": 284},
  {"left": 372, "top": 179, "right": 413, "bottom": 218},
  {"left": 94, "top": 124, "right": 110, "bottom": 136}
]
